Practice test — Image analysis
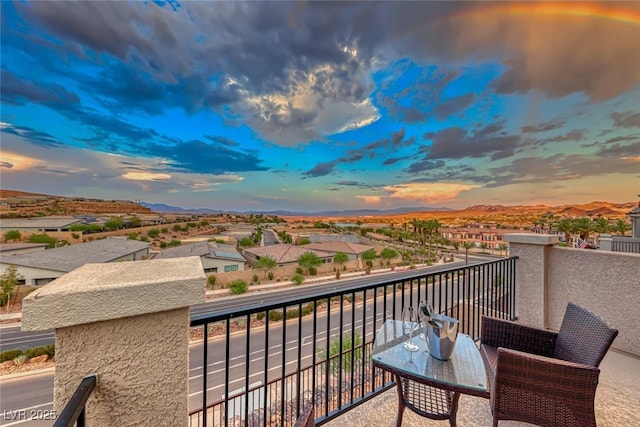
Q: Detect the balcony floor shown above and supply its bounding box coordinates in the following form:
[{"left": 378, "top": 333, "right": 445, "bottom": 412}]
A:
[{"left": 325, "top": 349, "right": 640, "bottom": 427}]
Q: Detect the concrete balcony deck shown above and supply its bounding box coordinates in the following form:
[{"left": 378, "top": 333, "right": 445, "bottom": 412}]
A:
[{"left": 325, "top": 349, "right": 640, "bottom": 427}]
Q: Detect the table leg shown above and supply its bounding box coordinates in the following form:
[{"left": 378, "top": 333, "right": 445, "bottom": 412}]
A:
[
  {"left": 449, "top": 392, "right": 461, "bottom": 427},
  {"left": 394, "top": 374, "right": 405, "bottom": 427}
]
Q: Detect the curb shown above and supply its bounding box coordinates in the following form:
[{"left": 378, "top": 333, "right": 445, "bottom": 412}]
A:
[{"left": 0, "top": 366, "right": 55, "bottom": 381}]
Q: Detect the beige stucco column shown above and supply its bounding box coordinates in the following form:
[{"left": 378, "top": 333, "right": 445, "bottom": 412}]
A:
[
  {"left": 22, "top": 257, "right": 205, "bottom": 427},
  {"left": 503, "top": 233, "right": 558, "bottom": 329}
]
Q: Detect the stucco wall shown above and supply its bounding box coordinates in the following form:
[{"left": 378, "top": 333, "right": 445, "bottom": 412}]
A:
[
  {"left": 54, "top": 308, "right": 189, "bottom": 427},
  {"left": 547, "top": 247, "right": 640, "bottom": 356}
]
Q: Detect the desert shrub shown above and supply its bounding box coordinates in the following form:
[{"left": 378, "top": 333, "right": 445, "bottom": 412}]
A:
[
  {"left": 269, "top": 310, "right": 283, "bottom": 321},
  {"left": 267, "top": 271, "right": 274, "bottom": 280},
  {"left": 256, "top": 311, "right": 266, "bottom": 321},
  {"left": 13, "top": 354, "right": 28, "bottom": 365},
  {"left": 286, "top": 308, "right": 299, "bottom": 319},
  {"left": 302, "top": 303, "right": 315, "bottom": 316},
  {"left": 127, "top": 232, "right": 138, "bottom": 240},
  {"left": 308, "top": 266, "right": 317, "bottom": 276},
  {"left": 160, "top": 241, "right": 168, "bottom": 249},
  {"left": 291, "top": 274, "right": 304, "bottom": 285},
  {"left": 295, "top": 267, "right": 304, "bottom": 275},
  {"left": 207, "top": 276, "right": 217, "bottom": 289},
  {"left": 252, "top": 274, "right": 259, "bottom": 283},
  {"left": 229, "top": 280, "right": 248, "bottom": 295},
  {"left": 24, "top": 345, "right": 55, "bottom": 359},
  {"left": 1, "top": 349, "right": 23, "bottom": 363}
]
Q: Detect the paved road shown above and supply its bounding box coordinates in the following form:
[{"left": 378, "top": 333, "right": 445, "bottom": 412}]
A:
[
  {"left": 0, "top": 255, "right": 497, "bottom": 425},
  {"left": 0, "top": 256, "right": 496, "bottom": 352}
]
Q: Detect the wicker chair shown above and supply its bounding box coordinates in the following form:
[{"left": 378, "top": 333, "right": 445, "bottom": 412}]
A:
[{"left": 480, "top": 302, "right": 618, "bottom": 427}]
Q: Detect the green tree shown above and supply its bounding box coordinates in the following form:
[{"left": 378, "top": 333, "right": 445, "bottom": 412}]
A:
[
  {"left": 361, "top": 249, "right": 377, "bottom": 274},
  {"left": 573, "top": 217, "right": 595, "bottom": 241},
  {"left": 612, "top": 219, "right": 631, "bottom": 236},
  {"left": 333, "top": 252, "right": 348, "bottom": 279},
  {"left": 479, "top": 242, "right": 489, "bottom": 253},
  {"left": 255, "top": 255, "right": 277, "bottom": 278},
  {"left": 555, "top": 218, "right": 575, "bottom": 244},
  {"left": 498, "top": 243, "right": 509, "bottom": 256},
  {"left": 104, "top": 218, "right": 124, "bottom": 231},
  {"left": 128, "top": 216, "right": 142, "bottom": 228},
  {"left": 380, "top": 247, "right": 398, "bottom": 266},
  {"left": 0, "top": 265, "right": 22, "bottom": 310},
  {"left": 594, "top": 217, "right": 610, "bottom": 235},
  {"left": 297, "top": 251, "right": 322, "bottom": 275},
  {"left": 27, "top": 233, "right": 57, "bottom": 249},
  {"left": 4, "top": 230, "right": 21, "bottom": 242}
]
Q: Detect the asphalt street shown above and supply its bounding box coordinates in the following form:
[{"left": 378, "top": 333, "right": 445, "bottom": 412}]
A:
[{"left": 0, "top": 255, "right": 496, "bottom": 426}]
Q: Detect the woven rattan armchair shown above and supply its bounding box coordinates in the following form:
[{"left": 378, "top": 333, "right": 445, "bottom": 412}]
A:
[{"left": 480, "top": 303, "right": 618, "bottom": 427}]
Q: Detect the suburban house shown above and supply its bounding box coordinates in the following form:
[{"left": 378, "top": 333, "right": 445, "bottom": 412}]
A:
[
  {"left": 154, "top": 241, "right": 246, "bottom": 273},
  {"left": 0, "top": 242, "right": 48, "bottom": 256},
  {"left": 0, "top": 237, "right": 150, "bottom": 286},
  {"left": 0, "top": 216, "right": 83, "bottom": 234},
  {"left": 243, "top": 244, "right": 334, "bottom": 267},
  {"left": 301, "top": 241, "right": 375, "bottom": 261}
]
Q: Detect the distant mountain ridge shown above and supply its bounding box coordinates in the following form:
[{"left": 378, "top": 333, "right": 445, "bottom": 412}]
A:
[
  {"left": 140, "top": 202, "right": 450, "bottom": 217},
  {"left": 2, "top": 189, "right": 635, "bottom": 218}
]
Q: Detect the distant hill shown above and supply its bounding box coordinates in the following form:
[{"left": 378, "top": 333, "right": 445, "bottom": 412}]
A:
[
  {"left": 140, "top": 203, "right": 451, "bottom": 217},
  {"left": 2, "top": 189, "right": 635, "bottom": 219},
  {"left": 0, "top": 189, "right": 152, "bottom": 217}
]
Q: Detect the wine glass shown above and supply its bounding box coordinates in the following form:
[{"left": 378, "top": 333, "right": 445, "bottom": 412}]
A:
[{"left": 401, "top": 306, "right": 420, "bottom": 352}]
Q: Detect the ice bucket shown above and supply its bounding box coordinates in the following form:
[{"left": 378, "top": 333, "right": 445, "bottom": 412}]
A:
[{"left": 425, "top": 314, "right": 459, "bottom": 360}]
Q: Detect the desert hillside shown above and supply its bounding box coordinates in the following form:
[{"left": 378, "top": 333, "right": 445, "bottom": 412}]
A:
[{"left": 0, "top": 190, "right": 153, "bottom": 217}]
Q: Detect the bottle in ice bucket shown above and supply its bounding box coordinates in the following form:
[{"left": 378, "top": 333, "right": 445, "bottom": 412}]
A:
[{"left": 420, "top": 301, "right": 459, "bottom": 360}]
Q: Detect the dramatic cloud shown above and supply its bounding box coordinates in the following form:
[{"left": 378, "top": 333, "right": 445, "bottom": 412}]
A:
[
  {"left": 383, "top": 182, "right": 479, "bottom": 202},
  {"left": 356, "top": 195, "right": 382, "bottom": 204},
  {"left": 423, "top": 124, "right": 521, "bottom": 161},
  {"left": 611, "top": 112, "right": 640, "bottom": 128}
]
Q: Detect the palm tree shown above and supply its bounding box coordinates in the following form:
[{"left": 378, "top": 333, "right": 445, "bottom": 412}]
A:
[
  {"left": 555, "top": 218, "right": 575, "bottom": 244},
  {"left": 498, "top": 243, "right": 509, "bottom": 256},
  {"left": 462, "top": 241, "right": 475, "bottom": 265},
  {"left": 594, "top": 217, "right": 610, "bottom": 235},
  {"left": 573, "top": 217, "right": 595, "bottom": 242},
  {"left": 613, "top": 219, "right": 631, "bottom": 236}
]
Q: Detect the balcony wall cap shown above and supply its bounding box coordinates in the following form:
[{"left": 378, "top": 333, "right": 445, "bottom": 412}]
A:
[
  {"left": 22, "top": 257, "right": 205, "bottom": 331},
  {"left": 503, "top": 233, "right": 559, "bottom": 245}
]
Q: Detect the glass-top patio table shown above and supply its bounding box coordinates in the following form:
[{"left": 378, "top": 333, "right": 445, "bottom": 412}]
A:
[{"left": 371, "top": 320, "right": 489, "bottom": 427}]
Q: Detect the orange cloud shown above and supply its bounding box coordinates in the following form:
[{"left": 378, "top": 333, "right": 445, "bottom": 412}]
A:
[
  {"left": 356, "top": 195, "right": 382, "bottom": 204},
  {"left": 383, "top": 182, "right": 478, "bottom": 202},
  {"left": 122, "top": 172, "right": 171, "bottom": 181}
]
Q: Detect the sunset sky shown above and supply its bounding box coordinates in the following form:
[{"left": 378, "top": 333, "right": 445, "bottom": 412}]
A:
[{"left": 2, "top": 1, "right": 639, "bottom": 212}]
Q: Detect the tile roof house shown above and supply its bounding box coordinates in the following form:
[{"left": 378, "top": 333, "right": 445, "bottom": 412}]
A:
[
  {"left": 243, "top": 244, "right": 334, "bottom": 267},
  {"left": 302, "top": 241, "right": 375, "bottom": 261},
  {"left": 0, "top": 242, "right": 48, "bottom": 256},
  {"left": 0, "top": 237, "right": 150, "bottom": 286},
  {"left": 154, "top": 241, "right": 246, "bottom": 273}
]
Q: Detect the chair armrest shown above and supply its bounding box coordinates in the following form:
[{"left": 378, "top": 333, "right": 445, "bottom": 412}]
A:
[
  {"left": 481, "top": 316, "right": 557, "bottom": 357},
  {"left": 491, "top": 347, "right": 600, "bottom": 424}
]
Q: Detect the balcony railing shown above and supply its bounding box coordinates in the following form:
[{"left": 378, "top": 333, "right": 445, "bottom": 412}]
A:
[
  {"left": 53, "top": 375, "right": 97, "bottom": 427},
  {"left": 188, "top": 257, "right": 516, "bottom": 427},
  {"left": 611, "top": 236, "right": 640, "bottom": 254}
]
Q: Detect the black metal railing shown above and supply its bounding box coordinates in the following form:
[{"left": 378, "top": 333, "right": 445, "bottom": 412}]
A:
[
  {"left": 53, "top": 375, "right": 97, "bottom": 427},
  {"left": 188, "top": 257, "right": 517, "bottom": 427}
]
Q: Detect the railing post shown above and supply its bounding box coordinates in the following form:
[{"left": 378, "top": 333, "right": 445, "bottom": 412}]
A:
[
  {"left": 22, "top": 257, "right": 205, "bottom": 427},
  {"left": 503, "top": 234, "right": 558, "bottom": 329}
]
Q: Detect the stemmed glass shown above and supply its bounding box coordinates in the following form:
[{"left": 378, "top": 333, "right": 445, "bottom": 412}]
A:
[{"left": 401, "top": 306, "right": 420, "bottom": 352}]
